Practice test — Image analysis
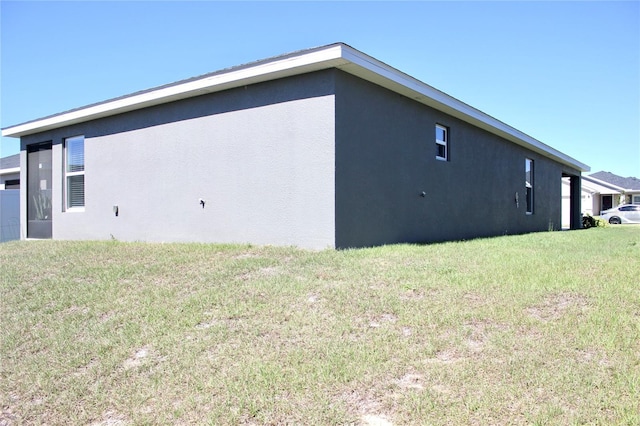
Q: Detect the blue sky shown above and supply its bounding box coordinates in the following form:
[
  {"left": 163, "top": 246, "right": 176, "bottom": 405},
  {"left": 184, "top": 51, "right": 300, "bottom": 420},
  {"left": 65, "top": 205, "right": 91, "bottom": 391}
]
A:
[{"left": 1, "top": 1, "right": 639, "bottom": 177}]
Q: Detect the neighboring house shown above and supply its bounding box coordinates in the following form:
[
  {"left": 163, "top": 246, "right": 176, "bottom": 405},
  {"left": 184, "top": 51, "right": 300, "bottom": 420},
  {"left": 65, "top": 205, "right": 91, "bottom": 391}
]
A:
[
  {"left": 1, "top": 43, "right": 588, "bottom": 249},
  {"left": 561, "top": 176, "right": 605, "bottom": 228},
  {"left": 0, "top": 154, "right": 20, "bottom": 190},
  {"left": 0, "top": 154, "right": 21, "bottom": 242},
  {"left": 561, "top": 171, "right": 640, "bottom": 227},
  {"left": 587, "top": 171, "right": 640, "bottom": 211}
]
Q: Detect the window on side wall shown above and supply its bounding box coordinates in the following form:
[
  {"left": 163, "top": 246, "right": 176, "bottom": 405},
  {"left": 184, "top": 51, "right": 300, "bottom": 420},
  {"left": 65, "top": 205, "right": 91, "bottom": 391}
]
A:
[
  {"left": 65, "top": 136, "right": 85, "bottom": 210},
  {"left": 435, "top": 124, "right": 448, "bottom": 161},
  {"left": 525, "top": 158, "right": 534, "bottom": 214}
]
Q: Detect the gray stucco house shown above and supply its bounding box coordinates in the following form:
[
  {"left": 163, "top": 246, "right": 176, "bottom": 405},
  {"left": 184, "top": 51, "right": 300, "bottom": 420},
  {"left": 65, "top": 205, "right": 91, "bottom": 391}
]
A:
[{"left": 1, "top": 43, "right": 588, "bottom": 249}]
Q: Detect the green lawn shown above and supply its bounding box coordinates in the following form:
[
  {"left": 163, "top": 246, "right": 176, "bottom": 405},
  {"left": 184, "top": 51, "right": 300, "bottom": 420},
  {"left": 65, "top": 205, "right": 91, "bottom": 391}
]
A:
[{"left": 1, "top": 227, "right": 639, "bottom": 425}]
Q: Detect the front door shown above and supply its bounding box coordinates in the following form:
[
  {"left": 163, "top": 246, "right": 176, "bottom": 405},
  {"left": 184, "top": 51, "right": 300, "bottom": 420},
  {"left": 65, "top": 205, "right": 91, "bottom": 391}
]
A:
[
  {"left": 601, "top": 195, "right": 613, "bottom": 212},
  {"left": 27, "top": 142, "right": 53, "bottom": 238}
]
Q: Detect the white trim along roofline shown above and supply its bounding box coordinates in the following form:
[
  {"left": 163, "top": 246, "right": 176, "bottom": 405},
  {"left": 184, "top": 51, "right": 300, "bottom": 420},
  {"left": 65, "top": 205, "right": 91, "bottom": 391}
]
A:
[
  {"left": 583, "top": 174, "right": 632, "bottom": 193},
  {"left": 579, "top": 176, "right": 623, "bottom": 195},
  {"left": 2, "top": 42, "right": 589, "bottom": 172},
  {"left": 0, "top": 167, "right": 20, "bottom": 176}
]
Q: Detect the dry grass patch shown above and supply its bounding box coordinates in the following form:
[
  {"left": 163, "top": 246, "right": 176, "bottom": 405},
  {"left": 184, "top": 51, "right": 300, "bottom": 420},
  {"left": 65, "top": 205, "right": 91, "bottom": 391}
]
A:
[
  {"left": 1, "top": 227, "right": 639, "bottom": 425},
  {"left": 525, "top": 292, "right": 590, "bottom": 322}
]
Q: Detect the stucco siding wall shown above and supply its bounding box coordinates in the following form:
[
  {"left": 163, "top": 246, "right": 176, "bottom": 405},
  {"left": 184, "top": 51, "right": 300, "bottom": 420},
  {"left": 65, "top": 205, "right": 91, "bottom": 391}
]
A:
[
  {"left": 21, "top": 72, "right": 336, "bottom": 249},
  {"left": 335, "top": 71, "right": 566, "bottom": 248},
  {"left": 0, "top": 190, "right": 20, "bottom": 242}
]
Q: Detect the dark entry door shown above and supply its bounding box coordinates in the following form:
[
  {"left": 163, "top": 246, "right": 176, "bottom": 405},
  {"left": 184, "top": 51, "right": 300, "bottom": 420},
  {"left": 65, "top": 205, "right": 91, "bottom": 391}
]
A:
[
  {"left": 27, "top": 142, "right": 53, "bottom": 238},
  {"left": 602, "top": 195, "right": 613, "bottom": 212}
]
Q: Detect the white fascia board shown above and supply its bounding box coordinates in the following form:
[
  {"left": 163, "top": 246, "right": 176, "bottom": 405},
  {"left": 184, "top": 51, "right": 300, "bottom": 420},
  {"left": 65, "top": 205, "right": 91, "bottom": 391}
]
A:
[
  {"left": 581, "top": 178, "right": 622, "bottom": 195},
  {"left": 0, "top": 167, "right": 20, "bottom": 175},
  {"left": 1, "top": 45, "right": 347, "bottom": 138},
  {"left": 582, "top": 175, "right": 627, "bottom": 193}
]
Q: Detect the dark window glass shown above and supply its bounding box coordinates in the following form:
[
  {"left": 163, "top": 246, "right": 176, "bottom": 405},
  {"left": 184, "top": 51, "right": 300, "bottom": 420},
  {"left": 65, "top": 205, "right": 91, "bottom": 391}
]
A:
[
  {"left": 67, "top": 175, "right": 85, "bottom": 208},
  {"left": 4, "top": 179, "right": 19, "bottom": 190},
  {"left": 66, "top": 137, "right": 84, "bottom": 173},
  {"left": 525, "top": 159, "right": 534, "bottom": 214}
]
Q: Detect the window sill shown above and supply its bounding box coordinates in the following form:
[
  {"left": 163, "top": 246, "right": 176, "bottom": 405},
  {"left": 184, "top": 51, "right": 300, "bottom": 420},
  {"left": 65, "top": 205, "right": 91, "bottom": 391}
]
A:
[{"left": 65, "top": 207, "right": 85, "bottom": 213}]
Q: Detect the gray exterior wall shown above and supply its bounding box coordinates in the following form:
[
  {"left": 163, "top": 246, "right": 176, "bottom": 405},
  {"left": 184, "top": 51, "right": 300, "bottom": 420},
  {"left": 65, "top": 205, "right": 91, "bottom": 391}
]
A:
[
  {"left": 20, "top": 72, "right": 337, "bottom": 249},
  {"left": 18, "top": 68, "right": 580, "bottom": 249},
  {"left": 334, "top": 71, "right": 579, "bottom": 248},
  {"left": 1, "top": 190, "right": 20, "bottom": 242}
]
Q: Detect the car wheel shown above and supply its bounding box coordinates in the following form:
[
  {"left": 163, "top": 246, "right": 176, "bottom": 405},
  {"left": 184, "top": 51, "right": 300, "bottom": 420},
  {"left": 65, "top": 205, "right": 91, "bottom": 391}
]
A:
[{"left": 609, "top": 217, "right": 622, "bottom": 225}]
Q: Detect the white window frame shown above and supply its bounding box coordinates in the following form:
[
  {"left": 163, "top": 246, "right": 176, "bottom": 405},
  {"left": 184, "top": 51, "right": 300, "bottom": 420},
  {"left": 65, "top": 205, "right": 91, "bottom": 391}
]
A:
[
  {"left": 633, "top": 194, "right": 640, "bottom": 205},
  {"left": 525, "top": 158, "right": 534, "bottom": 214},
  {"left": 64, "top": 135, "right": 85, "bottom": 211},
  {"left": 436, "top": 124, "right": 448, "bottom": 161}
]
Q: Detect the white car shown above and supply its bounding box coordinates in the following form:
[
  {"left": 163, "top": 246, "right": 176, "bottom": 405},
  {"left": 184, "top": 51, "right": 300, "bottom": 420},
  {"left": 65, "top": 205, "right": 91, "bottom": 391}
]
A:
[{"left": 600, "top": 204, "right": 640, "bottom": 224}]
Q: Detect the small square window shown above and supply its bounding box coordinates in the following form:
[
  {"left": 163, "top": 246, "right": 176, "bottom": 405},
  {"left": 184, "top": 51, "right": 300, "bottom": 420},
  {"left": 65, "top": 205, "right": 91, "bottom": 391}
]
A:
[{"left": 435, "top": 124, "right": 448, "bottom": 161}]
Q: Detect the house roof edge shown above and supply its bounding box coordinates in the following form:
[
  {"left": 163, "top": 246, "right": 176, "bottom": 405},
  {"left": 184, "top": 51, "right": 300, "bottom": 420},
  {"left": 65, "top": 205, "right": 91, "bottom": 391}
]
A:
[
  {"left": 584, "top": 173, "right": 640, "bottom": 192},
  {"left": 1, "top": 42, "right": 589, "bottom": 172}
]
